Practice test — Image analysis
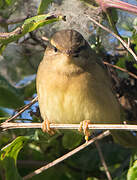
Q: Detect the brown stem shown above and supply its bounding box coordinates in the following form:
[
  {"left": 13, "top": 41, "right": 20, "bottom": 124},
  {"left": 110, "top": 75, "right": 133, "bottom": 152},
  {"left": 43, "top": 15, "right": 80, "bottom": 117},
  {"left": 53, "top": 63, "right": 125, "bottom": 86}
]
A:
[
  {"left": 95, "top": 141, "right": 112, "bottom": 180},
  {"left": 23, "top": 131, "right": 110, "bottom": 180},
  {"left": 5, "top": 96, "right": 38, "bottom": 123},
  {"left": 103, "top": 61, "right": 137, "bottom": 79},
  {"left": 1, "top": 122, "right": 137, "bottom": 131},
  {"left": 96, "top": 0, "right": 137, "bottom": 14},
  {"left": 87, "top": 16, "right": 137, "bottom": 62}
]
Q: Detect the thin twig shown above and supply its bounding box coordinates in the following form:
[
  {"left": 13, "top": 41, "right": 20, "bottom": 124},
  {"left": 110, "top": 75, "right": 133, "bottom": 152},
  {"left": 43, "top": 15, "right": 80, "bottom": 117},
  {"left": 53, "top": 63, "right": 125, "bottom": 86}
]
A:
[
  {"left": 87, "top": 16, "right": 137, "bottom": 62},
  {"left": 23, "top": 130, "right": 110, "bottom": 180},
  {"left": 0, "top": 16, "right": 27, "bottom": 25},
  {"left": 95, "top": 0, "right": 137, "bottom": 14},
  {"left": 103, "top": 61, "right": 137, "bottom": 79},
  {"left": 95, "top": 141, "right": 112, "bottom": 180},
  {"left": 1, "top": 122, "right": 137, "bottom": 131},
  {"left": 6, "top": 16, "right": 28, "bottom": 25},
  {"left": 5, "top": 96, "right": 38, "bottom": 123},
  {"left": 41, "top": 36, "right": 49, "bottom": 42}
]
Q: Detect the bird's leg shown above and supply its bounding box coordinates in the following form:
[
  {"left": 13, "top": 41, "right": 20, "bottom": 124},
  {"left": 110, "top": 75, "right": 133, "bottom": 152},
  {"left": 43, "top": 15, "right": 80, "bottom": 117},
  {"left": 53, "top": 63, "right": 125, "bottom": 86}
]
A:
[
  {"left": 78, "top": 120, "right": 91, "bottom": 142},
  {"left": 42, "top": 118, "right": 55, "bottom": 135}
]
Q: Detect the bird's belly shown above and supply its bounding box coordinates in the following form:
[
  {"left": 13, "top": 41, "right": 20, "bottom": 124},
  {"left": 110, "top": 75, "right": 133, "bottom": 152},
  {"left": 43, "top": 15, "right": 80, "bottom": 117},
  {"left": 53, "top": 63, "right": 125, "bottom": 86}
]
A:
[{"left": 37, "top": 73, "right": 121, "bottom": 124}]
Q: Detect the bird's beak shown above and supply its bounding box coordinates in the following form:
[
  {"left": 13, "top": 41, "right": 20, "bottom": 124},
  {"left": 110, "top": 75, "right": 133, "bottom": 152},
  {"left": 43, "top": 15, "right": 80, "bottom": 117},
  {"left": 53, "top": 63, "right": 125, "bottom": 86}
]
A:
[{"left": 65, "top": 50, "right": 72, "bottom": 57}]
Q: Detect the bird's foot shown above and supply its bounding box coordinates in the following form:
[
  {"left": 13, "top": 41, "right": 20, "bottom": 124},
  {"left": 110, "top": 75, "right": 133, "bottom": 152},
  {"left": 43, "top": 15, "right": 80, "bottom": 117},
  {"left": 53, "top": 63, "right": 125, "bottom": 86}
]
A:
[
  {"left": 42, "top": 119, "right": 55, "bottom": 135},
  {"left": 78, "top": 120, "right": 91, "bottom": 143}
]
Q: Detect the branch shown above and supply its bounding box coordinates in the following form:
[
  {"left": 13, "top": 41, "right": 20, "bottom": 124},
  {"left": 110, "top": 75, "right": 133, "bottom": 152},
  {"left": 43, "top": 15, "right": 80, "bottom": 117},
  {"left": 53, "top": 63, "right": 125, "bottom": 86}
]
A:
[
  {"left": 23, "top": 130, "right": 110, "bottom": 180},
  {"left": 5, "top": 96, "right": 38, "bottom": 123},
  {"left": 0, "top": 16, "right": 27, "bottom": 26},
  {"left": 0, "top": 14, "right": 66, "bottom": 45},
  {"left": 103, "top": 61, "right": 137, "bottom": 79},
  {"left": 95, "top": 141, "right": 112, "bottom": 180},
  {"left": 95, "top": 0, "right": 137, "bottom": 14},
  {"left": 1, "top": 122, "right": 137, "bottom": 131},
  {"left": 87, "top": 16, "right": 137, "bottom": 62}
]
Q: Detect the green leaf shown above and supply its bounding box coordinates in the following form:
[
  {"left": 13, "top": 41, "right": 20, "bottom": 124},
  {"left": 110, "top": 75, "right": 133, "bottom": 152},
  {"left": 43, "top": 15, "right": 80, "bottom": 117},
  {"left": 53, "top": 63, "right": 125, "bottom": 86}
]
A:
[
  {"left": 0, "top": 136, "right": 29, "bottom": 180},
  {"left": 0, "top": 75, "right": 24, "bottom": 108},
  {"left": 116, "top": 57, "right": 129, "bottom": 78},
  {"left": 108, "top": 9, "right": 118, "bottom": 25},
  {"left": 133, "top": 63, "right": 137, "bottom": 70},
  {"left": 62, "top": 131, "right": 83, "bottom": 150},
  {"left": 0, "top": 14, "right": 65, "bottom": 45},
  {"left": 120, "top": 19, "right": 133, "bottom": 32},
  {"left": 133, "top": 17, "right": 137, "bottom": 26},
  {"left": 67, "top": 143, "right": 130, "bottom": 179},
  {"left": 0, "top": 0, "right": 16, "bottom": 8},
  {"left": 127, "top": 160, "right": 137, "bottom": 180},
  {"left": 0, "top": 44, "right": 6, "bottom": 54},
  {"left": 0, "top": 107, "right": 9, "bottom": 117},
  {"left": 5, "top": 0, "right": 15, "bottom": 5},
  {"left": 0, "top": 0, "right": 4, "bottom": 8},
  {"left": 37, "top": 0, "right": 53, "bottom": 15}
]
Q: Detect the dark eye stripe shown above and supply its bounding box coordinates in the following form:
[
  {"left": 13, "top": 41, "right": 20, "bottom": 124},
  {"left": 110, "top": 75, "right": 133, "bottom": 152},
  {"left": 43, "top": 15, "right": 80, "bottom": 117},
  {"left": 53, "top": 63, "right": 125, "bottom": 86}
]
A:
[
  {"left": 54, "top": 47, "right": 58, "bottom": 52},
  {"left": 74, "top": 45, "right": 87, "bottom": 54},
  {"left": 48, "top": 42, "right": 59, "bottom": 53}
]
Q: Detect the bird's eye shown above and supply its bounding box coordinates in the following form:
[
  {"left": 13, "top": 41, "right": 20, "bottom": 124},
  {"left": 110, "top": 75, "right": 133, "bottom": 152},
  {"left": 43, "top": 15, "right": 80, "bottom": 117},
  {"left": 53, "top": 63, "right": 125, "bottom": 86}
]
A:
[{"left": 54, "top": 47, "right": 58, "bottom": 52}]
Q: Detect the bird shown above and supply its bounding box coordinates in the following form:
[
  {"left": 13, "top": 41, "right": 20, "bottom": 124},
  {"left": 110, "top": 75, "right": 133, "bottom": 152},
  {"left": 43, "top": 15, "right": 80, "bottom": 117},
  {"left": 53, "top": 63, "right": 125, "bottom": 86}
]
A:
[{"left": 36, "top": 29, "right": 137, "bottom": 147}]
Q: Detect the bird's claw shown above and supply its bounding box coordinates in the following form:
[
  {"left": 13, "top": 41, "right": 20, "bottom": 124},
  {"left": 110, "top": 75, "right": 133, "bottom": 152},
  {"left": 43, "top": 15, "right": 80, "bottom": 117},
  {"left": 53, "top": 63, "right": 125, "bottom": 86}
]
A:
[
  {"left": 42, "top": 119, "right": 55, "bottom": 135},
  {"left": 78, "top": 120, "right": 91, "bottom": 143}
]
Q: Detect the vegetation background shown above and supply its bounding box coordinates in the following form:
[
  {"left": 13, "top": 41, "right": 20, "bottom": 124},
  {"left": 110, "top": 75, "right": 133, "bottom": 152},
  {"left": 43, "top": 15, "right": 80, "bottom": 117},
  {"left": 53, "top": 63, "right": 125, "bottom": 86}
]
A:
[{"left": 0, "top": 0, "right": 137, "bottom": 179}]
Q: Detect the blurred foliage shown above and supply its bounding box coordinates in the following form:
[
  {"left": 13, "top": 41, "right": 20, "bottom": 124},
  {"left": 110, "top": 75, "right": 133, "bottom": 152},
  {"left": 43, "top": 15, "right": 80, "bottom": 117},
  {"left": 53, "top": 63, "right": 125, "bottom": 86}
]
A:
[
  {"left": 0, "top": 0, "right": 17, "bottom": 8},
  {"left": 0, "top": 14, "right": 64, "bottom": 54},
  {"left": 0, "top": 75, "right": 24, "bottom": 108},
  {"left": 37, "top": 0, "right": 53, "bottom": 15},
  {"left": 0, "top": 0, "right": 137, "bottom": 180},
  {"left": 127, "top": 160, "right": 137, "bottom": 180},
  {"left": 0, "top": 136, "right": 29, "bottom": 180}
]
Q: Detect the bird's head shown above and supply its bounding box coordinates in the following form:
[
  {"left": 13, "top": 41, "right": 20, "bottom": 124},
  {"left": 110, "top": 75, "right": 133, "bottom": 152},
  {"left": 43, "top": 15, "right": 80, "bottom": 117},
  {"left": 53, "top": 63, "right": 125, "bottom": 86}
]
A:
[{"left": 43, "top": 29, "right": 95, "bottom": 75}]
